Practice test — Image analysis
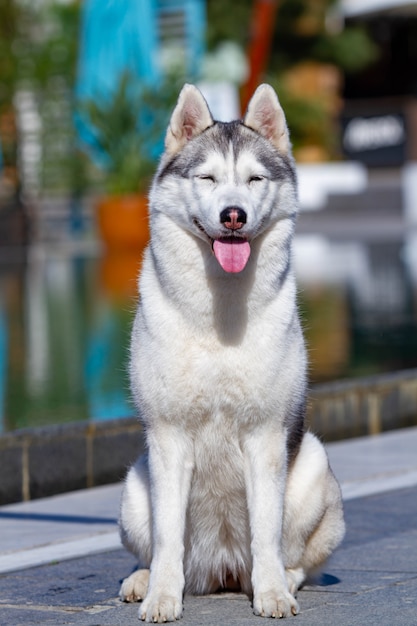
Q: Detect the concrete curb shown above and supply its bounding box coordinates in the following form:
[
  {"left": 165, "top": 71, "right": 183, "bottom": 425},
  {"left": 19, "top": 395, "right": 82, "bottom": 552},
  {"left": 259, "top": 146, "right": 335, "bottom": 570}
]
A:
[
  {"left": 308, "top": 367, "right": 417, "bottom": 440},
  {"left": 0, "top": 418, "right": 144, "bottom": 505}
]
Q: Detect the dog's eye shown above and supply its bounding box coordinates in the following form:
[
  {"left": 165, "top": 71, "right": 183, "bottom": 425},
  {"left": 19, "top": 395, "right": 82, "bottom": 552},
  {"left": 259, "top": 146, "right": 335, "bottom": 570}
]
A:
[
  {"left": 248, "top": 175, "right": 264, "bottom": 184},
  {"left": 197, "top": 174, "right": 215, "bottom": 183}
]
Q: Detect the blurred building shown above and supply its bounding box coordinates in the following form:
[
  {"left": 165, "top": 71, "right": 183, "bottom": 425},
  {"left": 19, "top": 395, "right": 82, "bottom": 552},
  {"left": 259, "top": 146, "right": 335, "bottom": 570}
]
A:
[{"left": 340, "top": 0, "right": 417, "bottom": 166}]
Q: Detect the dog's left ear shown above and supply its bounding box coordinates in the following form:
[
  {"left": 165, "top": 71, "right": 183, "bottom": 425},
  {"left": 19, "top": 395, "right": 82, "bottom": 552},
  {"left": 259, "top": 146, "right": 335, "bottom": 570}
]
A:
[
  {"left": 165, "top": 84, "right": 213, "bottom": 155},
  {"left": 244, "top": 84, "right": 290, "bottom": 155}
]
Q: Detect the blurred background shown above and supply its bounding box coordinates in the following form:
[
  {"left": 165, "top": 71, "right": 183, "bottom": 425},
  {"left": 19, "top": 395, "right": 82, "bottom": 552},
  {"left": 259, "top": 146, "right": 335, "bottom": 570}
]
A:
[{"left": 1, "top": 0, "right": 417, "bottom": 434}]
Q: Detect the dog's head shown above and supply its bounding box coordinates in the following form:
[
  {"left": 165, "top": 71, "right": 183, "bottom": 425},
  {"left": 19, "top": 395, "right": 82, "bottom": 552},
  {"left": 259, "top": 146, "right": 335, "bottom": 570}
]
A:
[{"left": 151, "top": 84, "right": 297, "bottom": 274}]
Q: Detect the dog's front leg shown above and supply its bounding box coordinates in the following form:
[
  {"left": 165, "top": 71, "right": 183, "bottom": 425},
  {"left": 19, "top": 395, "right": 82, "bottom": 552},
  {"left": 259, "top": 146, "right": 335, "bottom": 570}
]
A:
[
  {"left": 243, "top": 427, "right": 299, "bottom": 618},
  {"left": 139, "top": 426, "right": 193, "bottom": 623}
]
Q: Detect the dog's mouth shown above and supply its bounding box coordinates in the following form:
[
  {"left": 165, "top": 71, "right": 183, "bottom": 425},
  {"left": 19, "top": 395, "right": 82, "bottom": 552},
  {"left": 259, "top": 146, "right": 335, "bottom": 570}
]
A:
[{"left": 193, "top": 219, "right": 251, "bottom": 273}]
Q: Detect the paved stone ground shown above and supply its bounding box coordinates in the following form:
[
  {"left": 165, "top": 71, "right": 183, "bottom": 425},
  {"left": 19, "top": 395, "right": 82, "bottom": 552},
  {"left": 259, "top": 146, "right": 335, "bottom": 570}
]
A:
[{"left": 1, "top": 487, "right": 416, "bottom": 626}]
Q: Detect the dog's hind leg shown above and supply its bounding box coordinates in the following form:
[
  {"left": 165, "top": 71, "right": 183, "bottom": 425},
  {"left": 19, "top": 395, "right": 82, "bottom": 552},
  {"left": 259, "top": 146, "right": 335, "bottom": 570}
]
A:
[
  {"left": 119, "top": 569, "right": 150, "bottom": 603},
  {"left": 282, "top": 432, "right": 345, "bottom": 593},
  {"left": 119, "top": 455, "right": 152, "bottom": 602}
]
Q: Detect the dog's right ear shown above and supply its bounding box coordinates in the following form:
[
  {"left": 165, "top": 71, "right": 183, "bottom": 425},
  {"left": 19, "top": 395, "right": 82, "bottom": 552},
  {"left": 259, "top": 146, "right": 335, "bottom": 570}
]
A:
[
  {"left": 244, "top": 84, "right": 290, "bottom": 155},
  {"left": 165, "top": 84, "right": 213, "bottom": 156}
]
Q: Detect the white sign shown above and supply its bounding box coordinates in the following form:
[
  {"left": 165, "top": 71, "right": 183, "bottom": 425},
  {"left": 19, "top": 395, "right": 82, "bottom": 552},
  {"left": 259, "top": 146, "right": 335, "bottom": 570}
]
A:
[{"left": 343, "top": 115, "right": 405, "bottom": 152}]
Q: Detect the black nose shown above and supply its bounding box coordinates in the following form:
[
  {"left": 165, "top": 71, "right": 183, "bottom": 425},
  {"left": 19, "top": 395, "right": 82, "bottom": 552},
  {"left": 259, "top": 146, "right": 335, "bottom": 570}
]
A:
[{"left": 220, "top": 207, "right": 247, "bottom": 230}]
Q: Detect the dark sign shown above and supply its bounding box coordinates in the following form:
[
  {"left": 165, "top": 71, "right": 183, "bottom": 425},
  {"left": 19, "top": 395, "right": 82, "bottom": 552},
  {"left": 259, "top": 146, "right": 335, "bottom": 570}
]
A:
[{"left": 341, "top": 112, "right": 406, "bottom": 166}]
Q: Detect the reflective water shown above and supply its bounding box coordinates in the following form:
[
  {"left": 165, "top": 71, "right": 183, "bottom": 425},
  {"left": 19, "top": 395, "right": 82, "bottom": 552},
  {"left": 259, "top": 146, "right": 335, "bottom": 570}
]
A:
[{"left": 1, "top": 229, "right": 417, "bottom": 433}]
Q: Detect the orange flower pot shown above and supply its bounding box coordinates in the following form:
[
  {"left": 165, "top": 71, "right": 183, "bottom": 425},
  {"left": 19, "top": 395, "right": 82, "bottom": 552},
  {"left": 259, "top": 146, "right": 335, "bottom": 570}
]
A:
[
  {"left": 96, "top": 194, "right": 150, "bottom": 250},
  {"left": 99, "top": 251, "right": 143, "bottom": 300}
]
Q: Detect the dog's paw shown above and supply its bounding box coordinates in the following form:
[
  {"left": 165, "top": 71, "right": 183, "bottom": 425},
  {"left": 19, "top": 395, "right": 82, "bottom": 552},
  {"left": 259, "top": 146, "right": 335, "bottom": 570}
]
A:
[
  {"left": 139, "top": 593, "right": 183, "bottom": 623},
  {"left": 119, "top": 569, "right": 149, "bottom": 602},
  {"left": 253, "top": 589, "right": 299, "bottom": 618}
]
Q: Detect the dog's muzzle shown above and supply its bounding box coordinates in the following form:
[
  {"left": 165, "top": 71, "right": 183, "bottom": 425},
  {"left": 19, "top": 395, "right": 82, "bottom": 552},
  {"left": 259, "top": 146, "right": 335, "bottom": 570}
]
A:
[{"left": 193, "top": 215, "right": 251, "bottom": 274}]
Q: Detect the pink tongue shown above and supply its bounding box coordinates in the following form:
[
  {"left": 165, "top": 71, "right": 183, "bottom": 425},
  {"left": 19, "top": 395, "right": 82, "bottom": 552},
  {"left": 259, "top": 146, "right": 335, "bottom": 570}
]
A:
[{"left": 213, "top": 239, "right": 251, "bottom": 273}]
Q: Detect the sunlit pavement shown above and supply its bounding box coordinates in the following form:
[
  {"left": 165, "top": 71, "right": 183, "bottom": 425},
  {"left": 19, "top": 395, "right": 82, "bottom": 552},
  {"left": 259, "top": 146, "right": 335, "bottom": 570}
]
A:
[{"left": 1, "top": 427, "right": 417, "bottom": 625}]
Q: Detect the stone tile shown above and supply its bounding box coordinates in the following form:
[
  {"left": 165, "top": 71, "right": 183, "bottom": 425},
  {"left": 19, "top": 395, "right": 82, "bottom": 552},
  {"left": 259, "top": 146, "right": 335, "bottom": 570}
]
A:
[
  {"left": 295, "top": 578, "right": 417, "bottom": 626},
  {"left": 327, "top": 426, "right": 417, "bottom": 486}
]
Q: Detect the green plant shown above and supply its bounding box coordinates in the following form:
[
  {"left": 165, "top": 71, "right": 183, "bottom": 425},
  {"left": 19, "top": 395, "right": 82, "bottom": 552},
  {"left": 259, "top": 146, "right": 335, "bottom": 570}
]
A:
[{"left": 78, "top": 71, "right": 184, "bottom": 196}]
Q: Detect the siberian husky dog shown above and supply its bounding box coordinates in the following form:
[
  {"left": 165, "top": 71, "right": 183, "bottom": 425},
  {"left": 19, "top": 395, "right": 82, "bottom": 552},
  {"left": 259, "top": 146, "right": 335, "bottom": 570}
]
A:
[{"left": 119, "top": 84, "right": 345, "bottom": 622}]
